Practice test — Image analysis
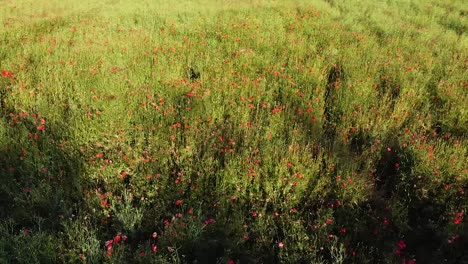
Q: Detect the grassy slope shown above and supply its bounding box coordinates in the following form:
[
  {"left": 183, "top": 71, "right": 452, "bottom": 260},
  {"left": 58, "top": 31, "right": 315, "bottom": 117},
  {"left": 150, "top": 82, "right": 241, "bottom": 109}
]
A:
[{"left": 0, "top": 0, "right": 467, "bottom": 263}]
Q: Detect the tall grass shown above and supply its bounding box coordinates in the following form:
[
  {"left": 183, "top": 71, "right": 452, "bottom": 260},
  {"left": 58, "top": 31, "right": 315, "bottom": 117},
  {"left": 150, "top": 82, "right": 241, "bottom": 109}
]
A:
[{"left": 1, "top": 0, "right": 467, "bottom": 263}]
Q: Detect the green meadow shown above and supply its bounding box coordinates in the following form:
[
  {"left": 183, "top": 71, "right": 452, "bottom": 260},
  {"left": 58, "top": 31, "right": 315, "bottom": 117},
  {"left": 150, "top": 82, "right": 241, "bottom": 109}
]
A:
[{"left": 0, "top": 0, "right": 467, "bottom": 263}]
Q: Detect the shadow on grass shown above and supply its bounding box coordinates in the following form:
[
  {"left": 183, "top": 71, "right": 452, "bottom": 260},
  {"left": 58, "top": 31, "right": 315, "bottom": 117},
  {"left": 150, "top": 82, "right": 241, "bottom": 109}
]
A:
[{"left": 0, "top": 105, "right": 84, "bottom": 260}]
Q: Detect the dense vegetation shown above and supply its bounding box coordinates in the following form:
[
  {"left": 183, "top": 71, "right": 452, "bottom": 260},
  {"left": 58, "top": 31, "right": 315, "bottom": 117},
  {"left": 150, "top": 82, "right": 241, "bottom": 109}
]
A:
[{"left": 0, "top": 0, "right": 467, "bottom": 263}]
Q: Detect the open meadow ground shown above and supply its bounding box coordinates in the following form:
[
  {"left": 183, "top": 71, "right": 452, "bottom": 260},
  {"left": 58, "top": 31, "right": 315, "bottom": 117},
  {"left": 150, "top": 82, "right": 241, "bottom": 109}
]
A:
[{"left": 0, "top": 0, "right": 467, "bottom": 263}]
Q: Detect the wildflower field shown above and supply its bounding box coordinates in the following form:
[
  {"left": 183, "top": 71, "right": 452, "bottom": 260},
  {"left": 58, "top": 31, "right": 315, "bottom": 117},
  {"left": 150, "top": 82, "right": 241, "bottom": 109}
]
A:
[{"left": 0, "top": 0, "right": 467, "bottom": 263}]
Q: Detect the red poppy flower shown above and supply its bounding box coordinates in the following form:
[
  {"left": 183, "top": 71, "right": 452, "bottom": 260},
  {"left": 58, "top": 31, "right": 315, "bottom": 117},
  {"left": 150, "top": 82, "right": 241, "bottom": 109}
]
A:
[
  {"left": 397, "top": 240, "right": 406, "bottom": 249},
  {"left": 1, "top": 70, "right": 13, "bottom": 77},
  {"left": 105, "top": 240, "right": 113, "bottom": 247},
  {"left": 383, "top": 218, "right": 389, "bottom": 225}
]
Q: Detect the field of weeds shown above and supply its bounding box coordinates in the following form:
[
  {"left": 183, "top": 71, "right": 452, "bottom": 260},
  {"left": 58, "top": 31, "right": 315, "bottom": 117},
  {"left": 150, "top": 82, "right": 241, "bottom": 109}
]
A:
[{"left": 0, "top": 0, "right": 467, "bottom": 263}]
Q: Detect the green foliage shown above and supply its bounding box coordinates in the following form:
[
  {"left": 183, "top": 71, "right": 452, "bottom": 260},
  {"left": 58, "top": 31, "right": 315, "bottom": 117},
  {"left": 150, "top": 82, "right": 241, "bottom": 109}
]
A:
[{"left": 0, "top": 0, "right": 466, "bottom": 263}]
